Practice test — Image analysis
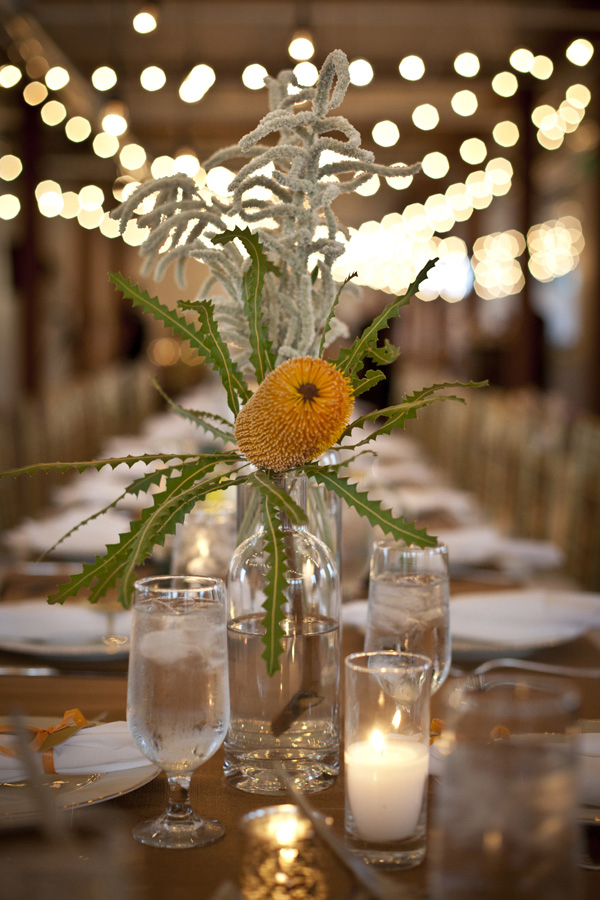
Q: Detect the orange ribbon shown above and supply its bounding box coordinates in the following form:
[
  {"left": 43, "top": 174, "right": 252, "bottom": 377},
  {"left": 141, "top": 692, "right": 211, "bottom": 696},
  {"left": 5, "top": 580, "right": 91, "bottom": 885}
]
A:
[{"left": 0, "top": 708, "right": 88, "bottom": 758}]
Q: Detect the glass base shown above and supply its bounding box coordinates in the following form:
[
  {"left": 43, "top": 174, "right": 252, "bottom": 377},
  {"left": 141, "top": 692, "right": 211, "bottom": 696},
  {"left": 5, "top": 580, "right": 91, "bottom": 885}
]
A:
[
  {"left": 348, "top": 843, "right": 426, "bottom": 869},
  {"left": 132, "top": 812, "right": 225, "bottom": 849},
  {"left": 224, "top": 755, "right": 338, "bottom": 795}
]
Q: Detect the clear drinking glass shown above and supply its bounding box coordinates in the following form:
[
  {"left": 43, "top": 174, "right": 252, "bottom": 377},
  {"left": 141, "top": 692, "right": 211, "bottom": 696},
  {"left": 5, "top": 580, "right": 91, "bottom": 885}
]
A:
[
  {"left": 126, "top": 575, "right": 230, "bottom": 849},
  {"left": 344, "top": 651, "right": 432, "bottom": 868},
  {"left": 170, "top": 501, "right": 237, "bottom": 581},
  {"left": 429, "top": 672, "right": 582, "bottom": 899},
  {"left": 365, "top": 539, "right": 450, "bottom": 692}
]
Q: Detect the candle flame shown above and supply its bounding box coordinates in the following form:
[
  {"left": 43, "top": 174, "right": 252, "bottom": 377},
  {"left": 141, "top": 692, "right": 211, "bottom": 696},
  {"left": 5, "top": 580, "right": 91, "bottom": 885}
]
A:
[
  {"left": 369, "top": 729, "right": 386, "bottom": 755},
  {"left": 275, "top": 820, "right": 300, "bottom": 845},
  {"left": 392, "top": 708, "right": 402, "bottom": 729}
]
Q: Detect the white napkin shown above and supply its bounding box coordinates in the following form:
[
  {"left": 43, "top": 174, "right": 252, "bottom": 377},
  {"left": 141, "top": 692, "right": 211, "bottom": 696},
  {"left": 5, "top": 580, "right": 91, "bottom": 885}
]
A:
[
  {"left": 0, "top": 600, "right": 131, "bottom": 646},
  {"left": 393, "top": 486, "right": 477, "bottom": 521},
  {"left": 5, "top": 506, "right": 132, "bottom": 558},
  {"left": 450, "top": 590, "right": 600, "bottom": 647},
  {"left": 436, "top": 524, "right": 507, "bottom": 566},
  {"left": 437, "top": 525, "right": 564, "bottom": 571},
  {"left": 0, "top": 722, "right": 150, "bottom": 783}
]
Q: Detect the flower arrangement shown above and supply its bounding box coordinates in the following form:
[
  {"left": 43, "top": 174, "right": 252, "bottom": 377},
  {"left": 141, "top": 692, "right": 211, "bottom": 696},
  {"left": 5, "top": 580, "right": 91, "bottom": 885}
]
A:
[{"left": 1, "top": 50, "right": 485, "bottom": 674}]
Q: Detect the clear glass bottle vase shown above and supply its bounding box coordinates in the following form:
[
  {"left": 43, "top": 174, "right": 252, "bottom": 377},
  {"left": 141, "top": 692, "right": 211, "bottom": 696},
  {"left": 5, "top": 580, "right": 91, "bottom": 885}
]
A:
[{"left": 224, "top": 472, "right": 341, "bottom": 795}]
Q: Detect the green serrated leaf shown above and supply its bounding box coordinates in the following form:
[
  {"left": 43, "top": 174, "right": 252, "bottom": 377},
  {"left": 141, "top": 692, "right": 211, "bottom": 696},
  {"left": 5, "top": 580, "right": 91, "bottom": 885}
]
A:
[
  {"left": 47, "top": 453, "right": 243, "bottom": 607},
  {"left": 319, "top": 271, "right": 357, "bottom": 357},
  {"left": 212, "top": 227, "right": 278, "bottom": 383},
  {"left": 177, "top": 299, "right": 251, "bottom": 415},
  {"left": 39, "top": 466, "right": 173, "bottom": 561},
  {"left": 334, "top": 259, "right": 437, "bottom": 379},
  {"left": 351, "top": 369, "right": 386, "bottom": 398},
  {"left": 260, "top": 493, "right": 288, "bottom": 676},
  {"left": 343, "top": 380, "right": 488, "bottom": 445},
  {"left": 150, "top": 377, "right": 235, "bottom": 444},
  {"left": 248, "top": 471, "right": 309, "bottom": 526},
  {"left": 367, "top": 340, "right": 400, "bottom": 367},
  {"left": 303, "top": 466, "right": 438, "bottom": 547},
  {"left": 109, "top": 272, "right": 212, "bottom": 358},
  {"left": 0, "top": 453, "right": 200, "bottom": 481}
]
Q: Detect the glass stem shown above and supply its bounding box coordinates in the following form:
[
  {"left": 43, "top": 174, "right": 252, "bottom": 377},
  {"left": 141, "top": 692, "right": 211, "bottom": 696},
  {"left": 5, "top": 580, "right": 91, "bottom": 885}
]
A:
[{"left": 165, "top": 775, "right": 194, "bottom": 822}]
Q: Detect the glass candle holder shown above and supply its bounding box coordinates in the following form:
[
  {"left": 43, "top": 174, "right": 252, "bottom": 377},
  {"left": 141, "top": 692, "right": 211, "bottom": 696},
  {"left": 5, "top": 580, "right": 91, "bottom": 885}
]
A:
[
  {"left": 239, "top": 804, "right": 328, "bottom": 900},
  {"left": 344, "top": 651, "right": 432, "bottom": 868},
  {"left": 428, "top": 672, "right": 582, "bottom": 899}
]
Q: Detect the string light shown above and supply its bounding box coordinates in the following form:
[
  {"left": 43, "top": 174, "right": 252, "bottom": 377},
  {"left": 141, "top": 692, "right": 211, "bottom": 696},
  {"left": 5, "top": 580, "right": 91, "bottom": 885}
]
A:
[
  {"left": 133, "top": 4, "right": 159, "bottom": 34},
  {"left": 460, "top": 137, "right": 487, "bottom": 164},
  {"left": 44, "top": 66, "right": 69, "bottom": 91},
  {"left": 179, "top": 64, "right": 215, "bottom": 103},
  {"left": 242, "top": 64, "right": 268, "bottom": 90},
  {"left": 412, "top": 103, "right": 439, "bottom": 130},
  {"left": 120, "top": 143, "right": 147, "bottom": 170},
  {"left": 293, "top": 62, "right": 318, "bottom": 87},
  {"left": 531, "top": 55, "right": 553, "bottom": 80},
  {"left": 372, "top": 120, "right": 400, "bottom": 147},
  {"left": 509, "top": 48, "right": 534, "bottom": 73},
  {"left": 23, "top": 81, "right": 47, "bottom": 105},
  {"left": 288, "top": 29, "right": 315, "bottom": 62},
  {"left": 65, "top": 116, "right": 92, "bottom": 142},
  {"left": 566, "top": 38, "right": 594, "bottom": 67},
  {"left": 348, "top": 59, "right": 373, "bottom": 86},
  {"left": 422, "top": 151, "right": 450, "bottom": 179},
  {"left": 0, "top": 65, "right": 22, "bottom": 88},
  {"left": 0, "top": 155, "right": 23, "bottom": 180},
  {"left": 492, "top": 120, "right": 519, "bottom": 147},
  {"left": 140, "top": 65, "right": 166, "bottom": 91},
  {"left": 91, "top": 66, "right": 117, "bottom": 91},
  {"left": 40, "top": 99, "right": 67, "bottom": 126},
  {"left": 93, "top": 132, "right": 119, "bottom": 158},
  {"left": 491, "top": 71, "right": 518, "bottom": 97},
  {"left": 0, "top": 194, "right": 21, "bottom": 219},
  {"left": 399, "top": 55, "right": 425, "bottom": 81},
  {"left": 101, "top": 99, "right": 129, "bottom": 136},
  {"left": 451, "top": 90, "right": 478, "bottom": 116},
  {"left": 454, "top": 52, "right": 480, "bottom": 77}
]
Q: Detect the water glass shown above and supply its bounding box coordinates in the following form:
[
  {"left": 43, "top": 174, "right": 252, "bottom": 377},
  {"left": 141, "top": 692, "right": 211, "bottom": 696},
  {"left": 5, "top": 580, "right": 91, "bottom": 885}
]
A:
[
  {"left": 344, "top": 651, "right": 432, "bottom": 868},
  {"left": 127, "top": 575, "right": 230, "bottom": 849},
  {"left": 365, "top": 539, "right": 450, "bottom": 692},
  {"left": 429, "top": 672, "right": 582, "bottom": 899},
  {"left": 171, "top": 501, "right": 237, "bottom": 581}
]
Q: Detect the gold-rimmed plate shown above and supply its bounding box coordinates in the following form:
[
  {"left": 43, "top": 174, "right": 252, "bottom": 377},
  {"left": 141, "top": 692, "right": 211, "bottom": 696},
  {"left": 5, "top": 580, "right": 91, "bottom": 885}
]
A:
[{"left": 0, "top": 718, "right": 159, "bottom": 822}]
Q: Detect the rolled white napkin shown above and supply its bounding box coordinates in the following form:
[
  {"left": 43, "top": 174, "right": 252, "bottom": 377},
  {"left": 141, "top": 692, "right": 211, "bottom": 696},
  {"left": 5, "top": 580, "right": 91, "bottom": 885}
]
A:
[{"left": 0, "top": 722, "right": 150, "bottom": 783}]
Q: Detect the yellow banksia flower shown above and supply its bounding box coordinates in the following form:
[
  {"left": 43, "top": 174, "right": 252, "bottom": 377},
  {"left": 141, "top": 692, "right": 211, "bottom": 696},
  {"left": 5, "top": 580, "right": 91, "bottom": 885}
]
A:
[{"left": 235, "top": 357, "right": 354, "bottom": 472}]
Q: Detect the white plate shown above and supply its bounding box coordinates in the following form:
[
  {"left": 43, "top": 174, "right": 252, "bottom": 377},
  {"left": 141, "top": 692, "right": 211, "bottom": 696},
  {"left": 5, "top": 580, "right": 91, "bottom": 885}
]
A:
[
  {"left": 0, "top": 600, "right": 131, "bottom": 661},
  {"left": 0, "top": 718, "right": 159, "bottom": 822},
  {"left": 451, "top": 589, "right": 600, "bottom": 659}
]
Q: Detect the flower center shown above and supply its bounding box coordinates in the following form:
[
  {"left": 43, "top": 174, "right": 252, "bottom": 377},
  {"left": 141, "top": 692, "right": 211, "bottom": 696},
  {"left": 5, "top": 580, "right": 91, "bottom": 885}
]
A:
[{"left": 297, "top": 382, "right": 320, "bottom": 402}]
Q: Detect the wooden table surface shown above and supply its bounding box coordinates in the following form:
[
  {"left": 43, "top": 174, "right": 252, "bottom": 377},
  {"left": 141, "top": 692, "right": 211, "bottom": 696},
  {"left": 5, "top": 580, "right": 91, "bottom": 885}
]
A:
[{"left": 1, "top": 571, "right": 599, "bottom": 900}]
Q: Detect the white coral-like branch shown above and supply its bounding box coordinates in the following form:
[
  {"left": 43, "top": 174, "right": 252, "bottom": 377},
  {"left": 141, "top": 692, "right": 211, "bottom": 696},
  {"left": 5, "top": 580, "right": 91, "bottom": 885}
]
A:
[{"left": 111, "top": 49, "right": 421, "bottom": 374}]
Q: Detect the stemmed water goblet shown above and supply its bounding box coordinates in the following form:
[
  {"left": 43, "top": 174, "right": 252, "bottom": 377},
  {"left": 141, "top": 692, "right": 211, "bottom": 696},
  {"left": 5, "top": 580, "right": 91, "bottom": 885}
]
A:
[
  {"left": 364, "top": 539, "right": 450, "bottom": 693},
  {"left": 126, "top": 575, "right": 230, "bottom": 848}
]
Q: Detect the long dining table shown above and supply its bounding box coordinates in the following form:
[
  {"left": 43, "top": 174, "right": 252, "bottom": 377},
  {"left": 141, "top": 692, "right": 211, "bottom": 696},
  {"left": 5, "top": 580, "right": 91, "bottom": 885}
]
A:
[{"left": 0, "top": 565, "right": 599, "bottom": 900}]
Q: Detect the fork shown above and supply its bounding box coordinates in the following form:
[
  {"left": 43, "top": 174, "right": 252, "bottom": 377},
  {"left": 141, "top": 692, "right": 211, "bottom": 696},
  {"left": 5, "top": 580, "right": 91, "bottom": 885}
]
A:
[{"left": 451, "top": 658, "right": 600, "bottom": 679}]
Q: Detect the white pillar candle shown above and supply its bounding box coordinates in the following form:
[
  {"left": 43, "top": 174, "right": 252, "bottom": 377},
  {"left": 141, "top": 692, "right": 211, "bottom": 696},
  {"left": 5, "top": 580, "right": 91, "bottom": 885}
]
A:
[{"left": 345, "top": 731, "right": 429, "bottom": 843}]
